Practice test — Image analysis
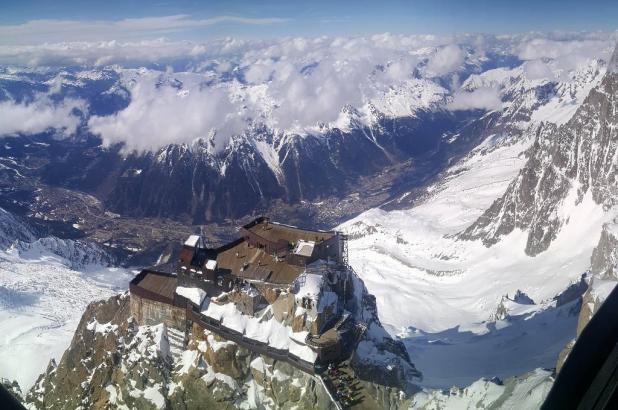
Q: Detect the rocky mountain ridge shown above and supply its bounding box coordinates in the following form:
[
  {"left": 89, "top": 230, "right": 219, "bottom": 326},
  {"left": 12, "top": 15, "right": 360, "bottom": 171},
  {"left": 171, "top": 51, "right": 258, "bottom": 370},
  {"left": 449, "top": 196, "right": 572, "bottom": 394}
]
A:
[
  {"left": 461, "top": 45, "right": 618, "bottom": 256},
  {"left": 556, "top": 219, "right": 618, "bottom": 372},
  {"left": 0, "top": 205, "right": 116, "bottom": 269}
]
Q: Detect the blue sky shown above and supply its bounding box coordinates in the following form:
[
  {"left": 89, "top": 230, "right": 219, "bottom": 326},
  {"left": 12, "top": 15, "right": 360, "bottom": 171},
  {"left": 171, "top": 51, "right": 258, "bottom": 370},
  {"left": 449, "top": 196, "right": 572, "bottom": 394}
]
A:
[{"left": 0, "top": 0, "right": 617, "bottom": 44}]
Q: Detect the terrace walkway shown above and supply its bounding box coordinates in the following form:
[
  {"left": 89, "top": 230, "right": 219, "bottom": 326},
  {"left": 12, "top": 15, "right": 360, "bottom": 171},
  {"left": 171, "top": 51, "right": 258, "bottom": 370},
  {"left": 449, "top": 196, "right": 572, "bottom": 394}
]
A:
[{"left": 322, "top": 363, "right": 381, "bottom": 410}]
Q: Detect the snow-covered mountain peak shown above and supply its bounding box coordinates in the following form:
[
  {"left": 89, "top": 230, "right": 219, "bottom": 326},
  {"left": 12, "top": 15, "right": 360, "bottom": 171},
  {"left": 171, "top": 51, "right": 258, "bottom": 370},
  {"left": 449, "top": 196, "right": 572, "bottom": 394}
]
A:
[{"left": 458, "top": 56, "right": 606, "bottom": 128}]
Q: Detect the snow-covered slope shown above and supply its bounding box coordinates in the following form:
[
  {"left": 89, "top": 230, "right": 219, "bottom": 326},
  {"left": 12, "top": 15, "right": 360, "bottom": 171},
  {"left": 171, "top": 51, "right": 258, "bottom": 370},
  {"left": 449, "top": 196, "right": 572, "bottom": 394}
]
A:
[
  {"left": 340, "top": 136, "right": 587, "bottom": 388},
  {"left": 338, "top": 51, "right": 614, "bottom": 389},
  {"left": 411, "top": 368, "right": 553, "bottom": 410},
  {"left": 0, "top": 209, "right": 132, "bottom": 390},
  {"left": 460, "top": 56, "right": 605, "bottom": 128}
]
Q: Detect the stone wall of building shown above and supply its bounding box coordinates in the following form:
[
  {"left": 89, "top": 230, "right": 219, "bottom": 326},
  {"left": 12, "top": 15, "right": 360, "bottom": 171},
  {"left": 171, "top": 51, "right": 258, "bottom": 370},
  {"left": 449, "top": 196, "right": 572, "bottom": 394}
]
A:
[{"left": 130, "top": 293, "right": 186, "bottom": 330}]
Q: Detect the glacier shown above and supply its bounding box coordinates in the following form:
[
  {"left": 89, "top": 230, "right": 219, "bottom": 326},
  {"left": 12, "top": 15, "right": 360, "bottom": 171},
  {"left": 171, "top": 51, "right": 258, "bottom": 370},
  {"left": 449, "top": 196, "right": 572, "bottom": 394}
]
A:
[{"left": 0, "top": 209, "right": 133, "bottom": 390}]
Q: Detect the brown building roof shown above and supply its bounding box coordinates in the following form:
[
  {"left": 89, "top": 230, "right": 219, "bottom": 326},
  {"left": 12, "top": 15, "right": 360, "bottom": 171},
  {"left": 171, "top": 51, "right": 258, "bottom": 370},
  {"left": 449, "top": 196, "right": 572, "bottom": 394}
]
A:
[
  {"left": 215, "top": 240, "right": 305, "bottom": 285},
  {"left": 244, "top": 217, "right": 335, "bottom": 245},
  {"left": 177, "top": 217, "right": 338, "bottom": 286},
  {"left": 134, "top": 271, "right": 177, "bottom": 300}
]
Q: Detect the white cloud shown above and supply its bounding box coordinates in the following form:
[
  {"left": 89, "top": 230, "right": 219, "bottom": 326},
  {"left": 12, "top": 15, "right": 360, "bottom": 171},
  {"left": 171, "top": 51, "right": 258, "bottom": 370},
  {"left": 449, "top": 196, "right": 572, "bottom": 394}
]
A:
[
  {"left": 384, "top": 59, "right": 418, "bottom": 81},
  {"left": 0, "top": 33, "right": 451, "bottom": 68},
  {"left": 516, "top": 34, "right": 618, "bottom": 77},
  {"left": 0, "top": 95, "right": 86, "bottom": 136},
  {"left": 6, "top": 40, "right": 218, "bottom": 67},
  {"left": 447, "top": 87, "right": 502, "bottom": 111},
  {"left": 0, "top": 37, "right": 270, "bottom": 67},
  {"left": 2, "top": 32, "right": 615, "bottom": 152},
  {"left": 88, "top": 76, "right": 245, "bottom": 152},
  {"left": 80, "top": 35, "right": 440, "bottom": 151},
  {"left": 87, "top": 51, "right": 378, "bottom": 150},
  {"left": 517, "top": 38, "right": 607, "bottom": 61},
  {"left": 244, "top": 62, "right": 274, "bottom": 84},
  {"left": 426, "top": 44, "right": 465, "bottom": 76},
  {"left": 0, "top": 15, "right": 289, "bottom": 45},
  {"left": 523, "top": 60, "right": 555, "bottom": 81},
  {"left": 1, "top": 32, "right": 612, "bottom": 70}
]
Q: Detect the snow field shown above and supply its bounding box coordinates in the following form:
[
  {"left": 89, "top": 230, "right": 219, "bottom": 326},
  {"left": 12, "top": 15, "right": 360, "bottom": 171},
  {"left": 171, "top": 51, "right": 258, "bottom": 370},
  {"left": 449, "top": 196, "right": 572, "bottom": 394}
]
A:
[{"left": 0, "top": 245, "right": 132, "bottom": 389}]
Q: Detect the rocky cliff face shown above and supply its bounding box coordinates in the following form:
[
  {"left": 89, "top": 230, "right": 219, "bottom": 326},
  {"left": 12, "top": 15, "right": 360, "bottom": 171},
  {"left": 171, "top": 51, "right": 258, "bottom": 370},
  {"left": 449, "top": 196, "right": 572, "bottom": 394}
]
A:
[
  {"left": 1, "top": 378, "right": 23, "bottom": 402},
  {"left": 384, "top": 55, "right": 606, "bottom": 212},
  {"left": 25, "top": 293, "right": 335, "bottom": 410},
  {"left": 348, "top": 286, "right": 421, "bottom": 391},
  {"left": 590, "top": 221, "right": 618, "bottom": 279},
  {"left": 206, "top": 263, "right": 421, "bottom": 394},
  {"left": 457, "top": 45, "right": 618, "bottom": 378},
  {"left": 462, "top": 45, "right": 618, "bottom": 255}
]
